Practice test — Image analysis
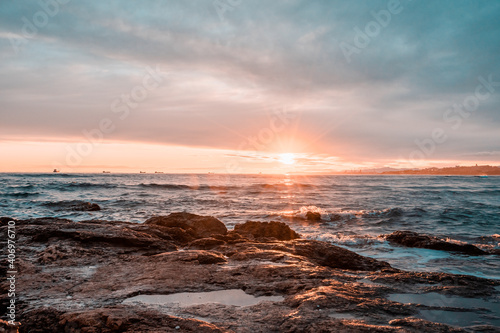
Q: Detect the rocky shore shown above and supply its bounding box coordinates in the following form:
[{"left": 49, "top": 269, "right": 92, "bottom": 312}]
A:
[{"left": 1, "top": 213, "right": 499, "bottom": 332}]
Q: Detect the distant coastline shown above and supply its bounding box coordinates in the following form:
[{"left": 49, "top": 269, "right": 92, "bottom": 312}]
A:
[
  {"left": 1, "top": 164, "right": 500, "bottom": 175},
  {"left": 381, "top": 165, "right": 500, "bottom": 176}
]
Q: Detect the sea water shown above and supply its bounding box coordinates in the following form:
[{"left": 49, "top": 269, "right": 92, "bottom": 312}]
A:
[{"left": 1, "top": 173, "right": 499, "bottom": 279}]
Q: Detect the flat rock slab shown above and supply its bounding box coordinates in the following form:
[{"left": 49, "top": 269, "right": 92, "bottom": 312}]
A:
[{"left": 1, "top": 215, "right": 499, "bottom": 332}]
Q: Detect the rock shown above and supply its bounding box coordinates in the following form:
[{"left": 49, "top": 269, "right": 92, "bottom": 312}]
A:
[
  {"left": 153, "top": 250, "right": 227, "bottom": 265},
  {"left": 0, "top": 217, "right": 16, "bottom": 225},
  {"left": 145, "top": 213, "right": 227, "bottom": 238},
  {"left": 38, "top": 244, "right": 91, "bottom": 264},
  {"left": 0, "top": 319, "right": 20, "bottom": 333},
  {"left": 72, "top": 202, "right": 101, "bottom": 211},
  {"left": 23, "top": 218, "right": 177, "bottom": 253},
  {"left": 14, "top": 308, "right": 63, "bottom": 333},
  {"left": 233, "top": 221, "right": 300, "bottom": 241},
  {"left": 188, "top": 238, "right": 226, "bottom": 250},
  {"left": 305, "top": 211, "right": 321, "bottom": 221},
  {"left": 22, "top": 306, "right": 225, "bottom": 333},
  {"left": 389, "top": 317, "right": 467, "bottom": 332},
  {"left": 386, "top": 231, "right": 488, "bottom": 255},
  {"left": 43, "top": 200, "right": 101, "bottom": 211},
  {"left": 152, "top": 226, "right": 196, "bottom": 244},
  {"left": 287, "top": 239, "right": 393, "bottom": 271},
  {"left": 5, "top": 216, "right": 499, "bottom": 332}
]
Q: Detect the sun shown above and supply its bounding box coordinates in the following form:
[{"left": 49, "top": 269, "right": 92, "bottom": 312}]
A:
[{"left": 279, "top": 153, "right": 296, "bottom": 165}]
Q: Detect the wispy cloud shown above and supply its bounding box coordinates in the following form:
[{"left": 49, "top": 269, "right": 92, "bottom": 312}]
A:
[{"left": 0, "top": 0, "right": 499, "bottom": 168}]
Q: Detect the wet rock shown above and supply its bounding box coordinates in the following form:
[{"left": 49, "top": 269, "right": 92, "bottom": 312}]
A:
[
  {"left": 21, "top": 306, "right": 225, "bottom": 333},
  {"left": 5, "top": 215, "right": 498, "bottom": 332},
  {"left": 153, "top": 226, "right": 196, "bottom": 244},
  {"left": 233, "top": 221, "right": 300, "bottom": 241},
  {"left": 287, "top": 239, "right": 393, "bottom": 272},
  {"left": 22, "top": 218, "right": 177, "bottom": 253},
  {"left": 153, "top": 250, "right": 227, "bottom": 265},
  {"left": 389, "top": 317, "right": 467, "bottom": 332},
  {"left": 0, "top": 319, "right": 20, "bottom": 333},
  {"left": 0, "top": 217, "right": 16, "bottom": 225},
  {"left": 370, "top": 271, "right": 500, "bottom": 298},
  {"left": 386, "top": 231, "right": 488, "bottom": 255},
  {"left": 329, "top": 214, "right": 343, "bottom": 221},
  {"left": 145, "top": 213, "right": 227, "bottom": 238},
  {"left": 188, "top": 237, "right": 226, "bottom": 250},
  {"left": 43, "top": 200, "right": 101, "bottom": 211},
  {"left": 15, "top": 308, "right": 63, "bottom": 333},
  {"left": 38, "top": 244, "right": 94, "bottom": 264},
  {"left": 73, "top": 202, "right": 101, "bottom": 211},
  {"left": 305, "top": 211, "right": 322, "bottom": 221}
]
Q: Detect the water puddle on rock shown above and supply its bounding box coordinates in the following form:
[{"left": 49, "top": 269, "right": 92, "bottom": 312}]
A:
[
  {"left": 388, "top": 292, "right": 500, "bottom": 327},
  {"left": 328, "top": 312, "right": 360, "bottom": 320},
  {"left": 124, "top": 289, "right": 284, "bottom": 307}
]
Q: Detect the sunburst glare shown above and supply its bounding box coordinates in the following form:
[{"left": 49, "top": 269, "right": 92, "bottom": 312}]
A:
[{"left": 279, "top": 153, "right": 296, "bottom": 165}]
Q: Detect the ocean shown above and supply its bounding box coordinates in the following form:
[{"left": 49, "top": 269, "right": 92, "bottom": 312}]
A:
[{"left": 1, "top": 173, "right": 499, "bottom": 279}]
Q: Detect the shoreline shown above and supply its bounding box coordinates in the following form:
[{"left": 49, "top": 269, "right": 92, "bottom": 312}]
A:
[{"left": 1, "top": 214, "right": 499, "bottom": 332}]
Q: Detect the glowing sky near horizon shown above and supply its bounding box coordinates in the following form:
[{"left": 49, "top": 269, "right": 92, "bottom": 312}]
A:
[{"left": 1, "top": 0, "right": 499, "bottom": 173}]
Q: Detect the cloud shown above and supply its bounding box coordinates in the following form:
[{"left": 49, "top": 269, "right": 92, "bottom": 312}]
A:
[{"left": 0, "top": 0, "right": 499, "bottom": 164}]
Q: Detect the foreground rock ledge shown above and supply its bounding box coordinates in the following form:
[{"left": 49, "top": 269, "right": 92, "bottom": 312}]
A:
[{"left": 1, "top": 214, "right": 499, "bottom": 333}]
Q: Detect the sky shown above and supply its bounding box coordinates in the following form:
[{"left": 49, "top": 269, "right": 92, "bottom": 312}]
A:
[{"left": 0, "top": 0, "right": 499, "bottom": 173}]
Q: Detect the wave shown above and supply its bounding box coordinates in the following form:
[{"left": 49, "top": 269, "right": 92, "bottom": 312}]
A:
[
  {"left": 3, "top": 192, "right": 40, "bottom": 198},
  {"left": 272, "top": 206, "right": 405, "bottom": 222},
  {"left": 475, "top": 234, "right": 500, "bottom": 248},
  {"left": 137, "top": 182, "right": 321, "bottom": 192},
  {"left": 6, "top": 184, "right": 36, "bottom": 190},
  {"left": 439, "top": 236, "right": 500, "bottom": 254},
  {"left": 48, "top": 182, "right": 119, "bottom": 191},
  {"left": 249, "top": 183, "right": 317, "bottom": 190},
  {"left": 307, "top": 232, "right": 385, "bottom": 247},
  {"left": 24, "top": 180, "right": 352, "bottom": 194},
  {"left": 406, "top": 207, "right": 428, "bottom": 217},
  {"left": 7, "top": 173, "right": 88, "bottom": 178},
  {"left": 139, "top": 183, "right": 192, "bottom": 190},
  {"left": 138, "top": 183, "right": 236, "bottom": 191}
]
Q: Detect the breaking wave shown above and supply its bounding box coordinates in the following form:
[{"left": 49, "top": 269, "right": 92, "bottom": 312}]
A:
[{"left": 273, "top": 206, "right": 405, "bottom": 222}]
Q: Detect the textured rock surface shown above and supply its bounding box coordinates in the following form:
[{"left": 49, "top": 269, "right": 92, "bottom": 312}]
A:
[
  {"left": 145, "top": 212, "right": 228, "bottom": 238},
  {"left": 0, "top": 319, "right": 20, "bottom": 333},
  {"left": 233, "top": 221, "right": 300, "bottom": 241},
  {"left": 1, "top": 216, "right": 498, "bottom": 332},
  {"left": 386, "top": 231, "right": 488, "bottom": 255},
  {"left": 305, "top": 211, "right": 322, "bottom": 222}
]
